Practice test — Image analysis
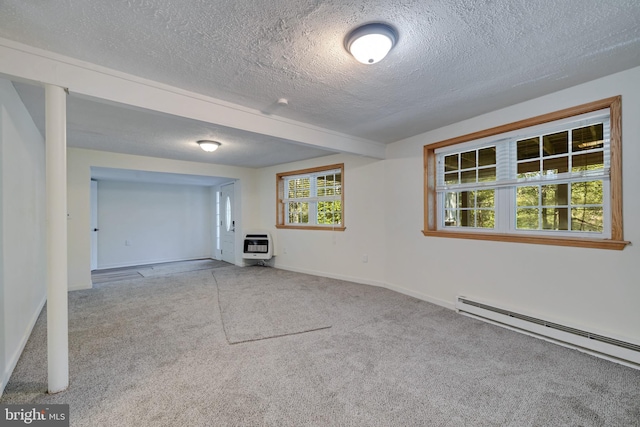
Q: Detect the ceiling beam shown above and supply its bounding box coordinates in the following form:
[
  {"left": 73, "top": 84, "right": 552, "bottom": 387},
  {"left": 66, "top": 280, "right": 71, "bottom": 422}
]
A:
[{"left": 0, "top": 37, "right": 385, "bottom": 159}]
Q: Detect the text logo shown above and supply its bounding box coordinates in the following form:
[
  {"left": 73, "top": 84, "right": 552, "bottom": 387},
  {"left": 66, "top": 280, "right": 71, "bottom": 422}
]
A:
[{"left": 0, "top": 405, "right": 68, "bottom": 427}]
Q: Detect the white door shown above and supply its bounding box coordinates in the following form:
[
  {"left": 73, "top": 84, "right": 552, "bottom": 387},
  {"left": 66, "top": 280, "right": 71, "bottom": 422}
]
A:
[
  {"left": 90, "top": 180, "right": 99, "bottom": 270},
  {"left": 220, "top": 182, "right": 235, "bottom": 264}
]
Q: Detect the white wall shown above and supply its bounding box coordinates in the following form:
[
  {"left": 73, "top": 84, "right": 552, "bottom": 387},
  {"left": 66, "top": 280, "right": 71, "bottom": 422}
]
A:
[
  {"left": 68, "top": 148, "right": 258, "bottom": 290},
  {"left": 97, "top": 180, "right": 213, "bottom": 269},
  {"left": 0, "top": 79, "right": 46, "bottom": 395},
  {"left": 256, "top": 154, "right": 387, "bottom": 287},
  {"left": 384, "top": 66, "right": 640, "bottom": 344}
]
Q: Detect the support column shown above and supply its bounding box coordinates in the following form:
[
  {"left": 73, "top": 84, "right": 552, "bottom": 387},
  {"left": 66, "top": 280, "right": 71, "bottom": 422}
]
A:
[{"left": 45, "top": 84, "right": 68, "bottom": 394}]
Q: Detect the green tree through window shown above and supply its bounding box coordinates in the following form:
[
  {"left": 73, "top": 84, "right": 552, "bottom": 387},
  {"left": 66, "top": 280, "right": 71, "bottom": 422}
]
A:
[{"left": 276, "top": 164, "right": 345, "bottom": 230}]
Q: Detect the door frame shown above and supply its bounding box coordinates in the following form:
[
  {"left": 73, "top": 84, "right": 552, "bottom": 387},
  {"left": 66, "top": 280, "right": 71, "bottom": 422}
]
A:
[
  {"left": 220, "top": 181, "right": 236, "bottom": 264},
  {"left": 90, "top": 179, "right": 98, "bottom": 270}
]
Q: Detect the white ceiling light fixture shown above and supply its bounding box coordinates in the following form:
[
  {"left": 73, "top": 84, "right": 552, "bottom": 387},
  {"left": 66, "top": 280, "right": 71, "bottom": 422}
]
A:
[
  {"left": 345, "top": 23, "right": 397, "bottom": 65},
  {"left": 197, "top": 140, "right": 221, "bottom": 152}
]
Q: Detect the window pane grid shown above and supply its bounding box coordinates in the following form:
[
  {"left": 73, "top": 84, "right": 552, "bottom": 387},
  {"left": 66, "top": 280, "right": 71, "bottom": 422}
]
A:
[
  {"left": 443, "top": 190, "right": 495, "bottom": 229},
  {"left": 515, "top": 179, "right": 603, "bottom": 232},
  {"left": 317, "top": 200, "right": 342, "bottom": 225},
  {"left": 280, "top": 166, "right": 344, "bottom": 228},
  {"left": 435, "top": 111, "right": 610, "bottom": 238},
  {"left": 511, "top": 121, "right": 607, "bottom": 234},
  {"left": 516, "top": 123, "right": 606, "bottom": 180},
  {"left": 441, "top": 147, "right": 496, "bottom": 187},
  {"left": 287, "top": 177, "right": 311, "bottom": 199},
  {"left": 287, "top": 202, "right": 309, "bottom": 224},
  {"left": 316, "top": 173, "right": 342, "bottom": 197}
]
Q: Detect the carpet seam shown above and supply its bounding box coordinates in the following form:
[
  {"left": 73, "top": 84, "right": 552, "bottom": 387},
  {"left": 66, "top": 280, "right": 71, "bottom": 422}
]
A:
[
  {"left": 213, "top": 268, "right": 335, "bottom": 345},
  {"left": 225, "top": 325, "right": 333, "bottom": 345},
  {"left": 211, "top": 270, "right": 234, "bottom": 346}
]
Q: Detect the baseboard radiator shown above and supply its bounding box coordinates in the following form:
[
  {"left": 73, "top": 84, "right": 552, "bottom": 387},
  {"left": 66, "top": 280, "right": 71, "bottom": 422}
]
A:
[{"left": 456, "top": 296, "right": 640, "bottom": 368}]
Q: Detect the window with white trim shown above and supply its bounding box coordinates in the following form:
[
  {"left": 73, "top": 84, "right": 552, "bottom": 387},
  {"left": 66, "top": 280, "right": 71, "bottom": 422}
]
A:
[
  {"left": 423, "top": 97, "right": 628, "bottom": 250},
  {"left": 276, "top": 164, "right": 344, "bottom": 230}
]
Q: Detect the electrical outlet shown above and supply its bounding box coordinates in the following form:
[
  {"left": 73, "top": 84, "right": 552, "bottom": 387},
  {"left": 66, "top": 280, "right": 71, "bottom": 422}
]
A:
[
  {"left": 125, "top": 240, "right": 131, "bottom": 246},
  {"left": 362, "top": 254, "right": 368, "bottom": 263},
  {"left": 283, "top": 247, "right": 288, "bottom": 254}
]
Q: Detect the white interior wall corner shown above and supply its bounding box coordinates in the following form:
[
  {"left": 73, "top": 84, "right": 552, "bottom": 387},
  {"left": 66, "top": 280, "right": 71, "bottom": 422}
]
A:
[{"left": 0, "top": 78, "right": 47, "bottom": 396}]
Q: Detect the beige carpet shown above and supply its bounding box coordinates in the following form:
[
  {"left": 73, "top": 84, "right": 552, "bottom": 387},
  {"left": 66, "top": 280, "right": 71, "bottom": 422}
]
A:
[
  {"left": 215, "top": 267, "right": 331, "bottom": 343},
  {"left": 138, "top": 259, "right": 229, "bottom": 277},
  {"left": 2, "top": 266, "right": 639, "bottom": 427}
]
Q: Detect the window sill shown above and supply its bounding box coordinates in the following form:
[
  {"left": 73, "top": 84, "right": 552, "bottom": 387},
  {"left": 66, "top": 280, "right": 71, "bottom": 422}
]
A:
[
  {"left": 421, "top": 230, "right": 629, "bottom": 250},
  {"left": 276, "top": 225, "right": 346, "bottom": 231}
]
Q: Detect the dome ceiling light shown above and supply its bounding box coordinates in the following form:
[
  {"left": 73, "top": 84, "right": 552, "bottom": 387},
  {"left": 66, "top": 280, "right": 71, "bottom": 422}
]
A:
[
  {"left": 345, "top": 23, "right": 397, "bottom": 65},
  {"left": 197, "top": 140, "right": 221, "bottom": 152}
]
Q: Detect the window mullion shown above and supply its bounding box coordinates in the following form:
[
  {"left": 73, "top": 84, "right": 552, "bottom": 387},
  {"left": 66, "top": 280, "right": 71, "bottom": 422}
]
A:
[
  {"left": 436, "top": 192, "right": 444, "bottom": 229},
  {"left": 310, "top": 174, "right": 318, "bottom": 225},
  {"left": 602, "top": 178, "right": 612, "bottom": 236},
  {"left": 496, "top": 187, "right": 510, "bottom": 233}
]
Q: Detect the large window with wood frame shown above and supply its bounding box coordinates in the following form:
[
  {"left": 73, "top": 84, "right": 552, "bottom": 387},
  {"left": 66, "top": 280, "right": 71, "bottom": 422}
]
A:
[
  {"left": 423, "top": 96, "right": 628, "bottom": 250},
  {"left": 276, "top": 164, "right": 345, "bottom": 230}
]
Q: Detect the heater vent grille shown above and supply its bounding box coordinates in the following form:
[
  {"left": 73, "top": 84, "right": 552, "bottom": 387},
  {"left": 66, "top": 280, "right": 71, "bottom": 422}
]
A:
[{"left": 457, "top": 297, "right": 640, "bottom": 353}]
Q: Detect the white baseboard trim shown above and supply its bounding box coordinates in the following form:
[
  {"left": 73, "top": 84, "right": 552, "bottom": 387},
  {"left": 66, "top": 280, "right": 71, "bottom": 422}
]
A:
[
  {"left": 1, "top": 294, "right": 46, "bottom": 398},
  {"left": 96, "top": 255, "right": 214, "bottom": 270},
  {"left": 273, "top": 264, "right": 455, "bottom": 311},
  {"left": 275, "top": 264, "right": 387, "bottom": 288},
  {"left": 69, "top": 282, "right": 93, "bottom": 292},
  {"left": 383, "top": 282, "right": 455, "bottom": 310}
]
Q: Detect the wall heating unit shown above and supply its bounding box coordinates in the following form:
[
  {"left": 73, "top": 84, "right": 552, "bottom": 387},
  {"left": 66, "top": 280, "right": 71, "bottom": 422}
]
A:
[{"left": 242, "top": 231, "right": 273, "bottom": 260}]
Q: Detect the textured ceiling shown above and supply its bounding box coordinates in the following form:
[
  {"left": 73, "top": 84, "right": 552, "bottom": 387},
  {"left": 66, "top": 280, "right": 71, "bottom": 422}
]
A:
[{"left": 1, "top": 0, "right": 640, "bottom": 163}]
